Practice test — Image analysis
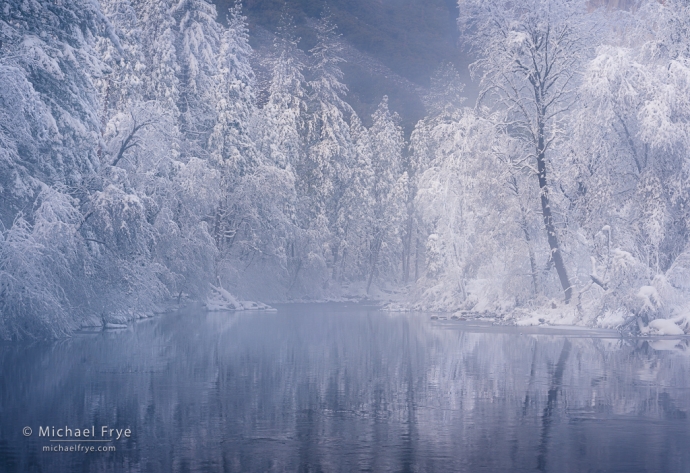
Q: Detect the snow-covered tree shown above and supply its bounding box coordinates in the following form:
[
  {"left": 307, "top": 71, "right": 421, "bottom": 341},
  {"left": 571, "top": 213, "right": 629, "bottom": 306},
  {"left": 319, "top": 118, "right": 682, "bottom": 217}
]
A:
[
  {"left": 132, "top": 0, "right": 180, "bottom": 115},
  {"left": 207, "top": 2, "right": 259, "bottom": 254},
  {"left": 171, "top": 0, "right": 222, "bottom": 152},
  {"left": 459, "top": 0, "right": 594, "bottom": 304},
  {"left": 96, "top": 0, "right": 145, "bottom": 120},
  {"left": 97, "top": 0, "right": 218, "bottom": 301},
  {"left": 330, "top": 114, "right": 374, "bottom": 282},
  {"left": 0, "top": 189, "right": 94, "bottom": 339},
  {"left": 406, "top": 64, "right": 468, "bottom": 284},
  {"left": 413, "top": 105, "right": 526, "bottom": 311},
  {"left": 365, "top": 96, "right": 407, "bottom": 292},
  {"left": 207, "top": 2, "right": 255, "bottom": 171},
  {"left": 0, "top": 0, "right": 113, "bottom": 210},
  {"left": 254, "top": 12, "right": 307, "bottom": 170},
  {"left": 0, "top": 0, "right": 108, "bottom": 336},
  {"left": 565, "top": 0, "right": 690, "bottom": 321},
  {"left": 301, "top": 9, "right": 357, "bottom": 278}
]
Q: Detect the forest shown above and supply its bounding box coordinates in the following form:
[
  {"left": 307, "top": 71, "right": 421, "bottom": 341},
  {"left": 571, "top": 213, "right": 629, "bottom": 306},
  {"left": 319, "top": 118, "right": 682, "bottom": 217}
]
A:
[{"left": 1, "top": 0, "right": 690, "bottom": 339}]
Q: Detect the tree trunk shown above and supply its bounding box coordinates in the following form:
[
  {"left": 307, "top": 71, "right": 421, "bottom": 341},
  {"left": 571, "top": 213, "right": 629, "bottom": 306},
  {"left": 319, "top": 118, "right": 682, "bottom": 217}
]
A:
[
  {"left": 536, "top": 128, "right": 573, "bottom": 304},
  {"left": 367, "top": 237, "right": 382, "bottom": 294},
  {"left": 339, "top": 247, "right": 348, "bottom": 281},
  {"left": 414, "top": 236, "right": 421, "bottom": 282},
  {"left": 521, "top": 209, "right": 540, "bottom": 297},
  {"left": 331, "top": 243, "right": 340, "bottom": 281},
  {"left": 402, "top": 213, "right": 413, "bottom": 283}
]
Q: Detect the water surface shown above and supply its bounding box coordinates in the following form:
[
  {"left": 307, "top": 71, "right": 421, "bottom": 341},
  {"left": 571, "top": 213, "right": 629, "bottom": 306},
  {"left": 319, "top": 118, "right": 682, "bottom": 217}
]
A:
[{"left": 2, "top": 303, "right": 690, "bottom": 472}]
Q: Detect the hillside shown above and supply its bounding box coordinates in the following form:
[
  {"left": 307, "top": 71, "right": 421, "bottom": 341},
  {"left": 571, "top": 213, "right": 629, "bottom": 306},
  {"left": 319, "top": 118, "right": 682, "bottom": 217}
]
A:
[{"left": 214, "top": 0, "right": 474, "bottom": 132}]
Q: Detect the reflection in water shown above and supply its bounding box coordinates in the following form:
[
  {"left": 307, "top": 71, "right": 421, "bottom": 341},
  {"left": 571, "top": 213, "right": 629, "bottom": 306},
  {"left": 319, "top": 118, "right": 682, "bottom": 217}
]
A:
[
  {"left": 537, "top": 339, "right": 570, "bottom": 472},
  {"left": 1, "top": 304, "right": 690, "bottom": 472}
]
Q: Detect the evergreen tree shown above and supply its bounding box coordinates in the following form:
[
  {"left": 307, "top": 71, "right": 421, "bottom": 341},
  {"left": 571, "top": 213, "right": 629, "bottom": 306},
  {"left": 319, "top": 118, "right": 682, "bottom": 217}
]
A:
[
  {"left": 208, "top": 2, "right": 256, "bottom": 173},
  {"left": 406, "top": 63, "right": 467, "bottom": 284},
  {"left": 172, "top": 0, "right": 222, "bottom": 152},
  {"left": 255, "top": 12, "right": 306, "bottom": 170},
  {"left": 133, "top": 0, "right": 180, "bottom": 116},
  {"left": 366, "top": 96, "right": 406, "bottom": 292},
  {"left": 207, "top": 1, "right": 258, "bottom": 259},
  {"left": 335, "top": 114, "right": 374, "bottom": 282},
  {"left": 301, "top": 9, "right": 356, "bottom": 277}
]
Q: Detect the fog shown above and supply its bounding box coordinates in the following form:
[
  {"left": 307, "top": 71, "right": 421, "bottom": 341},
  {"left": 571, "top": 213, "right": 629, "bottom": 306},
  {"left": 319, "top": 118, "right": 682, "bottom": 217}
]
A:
[{"left": 2, "top": 1, "right": 690, "bottom": 470}]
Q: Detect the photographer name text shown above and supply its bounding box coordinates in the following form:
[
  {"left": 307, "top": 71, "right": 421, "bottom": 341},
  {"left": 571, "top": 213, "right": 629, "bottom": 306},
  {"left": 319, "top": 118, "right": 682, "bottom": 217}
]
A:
[{"left": 37, "top": 426, "right": 131, "bottom": 440}]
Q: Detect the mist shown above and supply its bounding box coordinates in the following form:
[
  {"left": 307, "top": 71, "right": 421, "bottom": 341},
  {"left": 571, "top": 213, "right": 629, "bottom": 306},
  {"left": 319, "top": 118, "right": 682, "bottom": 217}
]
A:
[{"left": 2, "top": 0, "right": 690, "bottom": 471}]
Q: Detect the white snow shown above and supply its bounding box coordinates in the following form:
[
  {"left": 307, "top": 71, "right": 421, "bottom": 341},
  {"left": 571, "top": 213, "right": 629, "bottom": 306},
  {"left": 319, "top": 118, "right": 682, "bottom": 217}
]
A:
[
  {"left": 205, "top": 284, "right": 275, "bottom": 312},
  {"left": 645, "top": 318, "right": 684, "bottom": 336},
  {"left": 7, "top": 0, "right": 690, "bottom": 340},
  {"left": 637, "top": 286, "right": 662, "bottom": 312},
  {"left": 104, "top": 323, "right": 128, "bottom": 329}
]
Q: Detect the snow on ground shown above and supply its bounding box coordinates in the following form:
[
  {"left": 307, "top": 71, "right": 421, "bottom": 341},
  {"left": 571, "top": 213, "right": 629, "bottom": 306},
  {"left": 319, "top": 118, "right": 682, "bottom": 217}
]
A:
[
  {"left": 80, "top": 306, "right": 167, "bottom": 330},
  {"left": 644, "top": 318, "right": 685, "bottom": 336},
  {"left": 380, "top": 280, "right": 690, "bottom": 336},
  {"left": 205, "top": 284, "right": 276, "bottom": 312},
  {"left": 104, "top": 323, "right": 128, "bottom": 329}
]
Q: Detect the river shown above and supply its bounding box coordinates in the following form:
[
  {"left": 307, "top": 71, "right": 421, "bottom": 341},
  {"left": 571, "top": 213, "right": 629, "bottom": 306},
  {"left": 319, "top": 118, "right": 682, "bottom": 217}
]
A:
[{"left": 1, "top": 303, "right": 690, "bottom": 472}]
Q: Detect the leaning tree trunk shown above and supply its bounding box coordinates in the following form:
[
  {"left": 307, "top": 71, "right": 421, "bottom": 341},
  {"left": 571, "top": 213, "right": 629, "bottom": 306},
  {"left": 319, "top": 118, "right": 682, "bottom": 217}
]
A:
[{"left": 536, "top": 123, "right": 573, "bottom": 304}]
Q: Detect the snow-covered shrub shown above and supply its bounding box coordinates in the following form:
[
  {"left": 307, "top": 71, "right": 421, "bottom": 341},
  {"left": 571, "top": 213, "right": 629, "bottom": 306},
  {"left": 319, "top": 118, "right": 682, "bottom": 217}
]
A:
[{"left": 0, "top": 190, "right": 94, "bottom": 339}]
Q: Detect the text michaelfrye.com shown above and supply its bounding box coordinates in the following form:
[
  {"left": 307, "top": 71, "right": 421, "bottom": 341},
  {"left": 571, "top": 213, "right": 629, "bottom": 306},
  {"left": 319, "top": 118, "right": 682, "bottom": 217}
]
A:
[{"left": 42, "top": 444, "right": 117, "bottom": 453}]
